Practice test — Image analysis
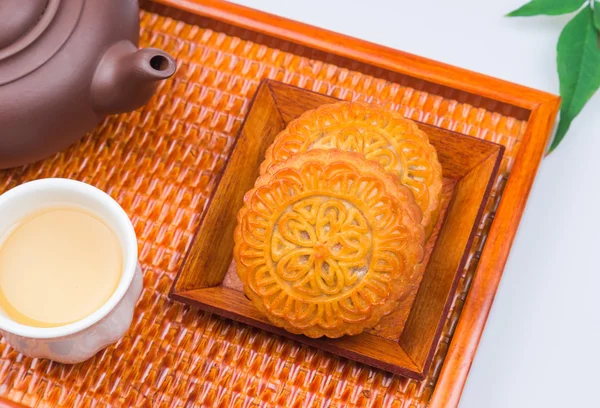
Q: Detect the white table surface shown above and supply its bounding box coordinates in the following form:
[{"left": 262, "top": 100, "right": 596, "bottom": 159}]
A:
[{"left": 229, "top": 1, "right": 600, "bottom": 406}]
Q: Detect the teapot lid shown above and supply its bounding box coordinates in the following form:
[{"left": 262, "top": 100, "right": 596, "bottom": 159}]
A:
[
  {"left": 0, "top": 0, "right": 84, "bottom": 85},
  {"left": 0, "top": 0, "right": 49, "bottom": 50}
]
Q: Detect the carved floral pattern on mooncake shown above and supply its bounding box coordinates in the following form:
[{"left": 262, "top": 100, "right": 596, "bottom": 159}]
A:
[
  {"left": 271, "top": 196, "right": 371, "bottom": 299},
  {"left": 235, "top": 150, "right": 425, "bottom": 338},
  {"left": 260, "top": 102, "right": 443, "bottom": 237}
]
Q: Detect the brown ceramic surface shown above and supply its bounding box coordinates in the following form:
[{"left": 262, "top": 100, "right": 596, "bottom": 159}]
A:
[
  {"left": 0, "top": 1, "right": 559, "bottom": 407},
  {"left": 0, "top": 0, "right": 176, "bottom": 169}
]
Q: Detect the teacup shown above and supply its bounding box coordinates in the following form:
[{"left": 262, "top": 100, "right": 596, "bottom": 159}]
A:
[{"left": 0, "top": 178, "right": 142, "bottom": 364}]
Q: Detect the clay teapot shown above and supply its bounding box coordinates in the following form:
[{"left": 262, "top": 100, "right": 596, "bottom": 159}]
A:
[{"left": 0, "top": 0, "right": 177, "bottom": 169}]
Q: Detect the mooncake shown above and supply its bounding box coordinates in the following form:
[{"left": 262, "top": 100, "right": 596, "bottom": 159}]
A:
[
  {"left": 260, "top": 102, "right": 443, "bottom": 237},
  {"left": 234, "top": 149, "right": 425, "bottom": 338}
]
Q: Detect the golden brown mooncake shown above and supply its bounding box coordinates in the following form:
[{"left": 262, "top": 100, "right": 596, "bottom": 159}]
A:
[
  {"left": 260, "top": 102, "right": 443, "bottom": 237},
  {"left": 234, "top": 149, "right": 425, "bottom": 338}
]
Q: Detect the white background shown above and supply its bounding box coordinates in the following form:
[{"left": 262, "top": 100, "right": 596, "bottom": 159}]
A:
[{"left": 229, "top": 1, "right": 600, "bottom": 406}]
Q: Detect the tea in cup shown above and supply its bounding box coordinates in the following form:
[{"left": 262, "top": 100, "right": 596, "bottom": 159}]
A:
[{"left": 0, "top": 178, "right": 142, "bottom": 364}]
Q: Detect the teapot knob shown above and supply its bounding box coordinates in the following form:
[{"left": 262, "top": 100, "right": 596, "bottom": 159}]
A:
[{"left": 0, "top": 0, "right": 49, "bottom": 49}]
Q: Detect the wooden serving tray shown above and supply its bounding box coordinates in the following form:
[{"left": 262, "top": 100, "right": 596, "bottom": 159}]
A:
[
  {"left": 171, "top": 79, "right": 504, "bottom": 380},
  {"left": 0, "top": 0, "right": 560, "bottom": 407}
]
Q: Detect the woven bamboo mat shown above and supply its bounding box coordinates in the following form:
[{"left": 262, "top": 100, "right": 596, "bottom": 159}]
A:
[{"left": 0, "top": 9, "right": 526, "bottom": 407}]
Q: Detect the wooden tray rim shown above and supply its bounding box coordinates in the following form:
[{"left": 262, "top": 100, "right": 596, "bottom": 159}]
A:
[{"left": 151, "top": 1, "right": 561, "bottom": 406}]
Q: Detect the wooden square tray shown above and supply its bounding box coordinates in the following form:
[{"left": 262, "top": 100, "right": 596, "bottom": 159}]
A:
[
  {"left": 0, "top": 0, "right": 560, "bottom": 407},
  {"left": 170, "top": 79, "right": 504, "bottom": 380}
]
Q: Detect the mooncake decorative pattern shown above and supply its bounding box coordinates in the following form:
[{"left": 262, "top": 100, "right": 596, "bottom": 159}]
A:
[
  {"left": 235, "top": 150, "right": 425, "bottom": 338},
  {"left": 260, "top": 102, "right": 443, "bottom": 236}
]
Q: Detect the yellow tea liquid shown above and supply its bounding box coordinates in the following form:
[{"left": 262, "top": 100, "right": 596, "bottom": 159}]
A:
[{"left": 0, "top": 208, "right": 122, "bottom": 327}]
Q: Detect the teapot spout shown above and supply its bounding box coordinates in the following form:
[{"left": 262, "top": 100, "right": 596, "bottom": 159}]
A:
[{"left": 91, "top": 41, "right": 176, "bottom": 115}]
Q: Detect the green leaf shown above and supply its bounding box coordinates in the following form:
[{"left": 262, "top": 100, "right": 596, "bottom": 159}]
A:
[
  {"left": 594, "top": 2, "right": 600, "bottom": 31},
  {"left": 550, "top": 6, "right": 600, "bottom": 152},
  {"left": 507, "top": 0, "right": 586, "bottom": 17}
]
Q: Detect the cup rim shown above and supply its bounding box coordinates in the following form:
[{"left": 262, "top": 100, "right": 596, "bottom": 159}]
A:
[{"left": 0, "top": 178, "right": 138, "bottom": 339}]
